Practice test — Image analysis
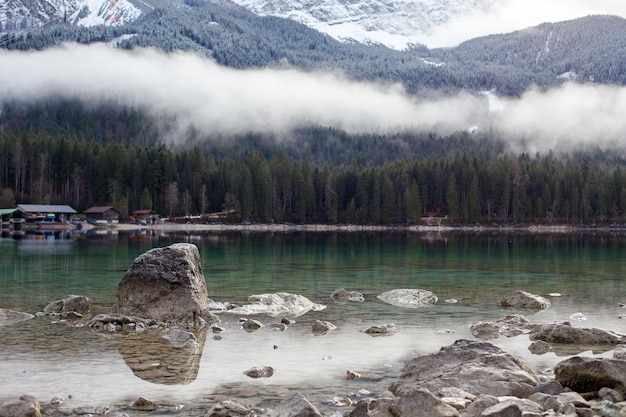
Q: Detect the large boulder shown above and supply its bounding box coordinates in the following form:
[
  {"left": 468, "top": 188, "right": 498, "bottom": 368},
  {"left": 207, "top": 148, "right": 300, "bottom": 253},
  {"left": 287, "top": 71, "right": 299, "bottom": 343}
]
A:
[
  {"left": 554, "top": 356, "right": 626, "bottom": 394},
  {"left": 389, "top": 339, "right": 547, "bottom": 399},
  {"left": 112, "top": 243, "right": 213, "bottom": 327}
]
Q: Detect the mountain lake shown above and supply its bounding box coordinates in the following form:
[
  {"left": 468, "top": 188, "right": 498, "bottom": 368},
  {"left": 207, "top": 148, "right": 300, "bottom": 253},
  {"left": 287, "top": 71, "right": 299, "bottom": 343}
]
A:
[{"left": 1, "top": 229, "right": 625, "bottom": 414}]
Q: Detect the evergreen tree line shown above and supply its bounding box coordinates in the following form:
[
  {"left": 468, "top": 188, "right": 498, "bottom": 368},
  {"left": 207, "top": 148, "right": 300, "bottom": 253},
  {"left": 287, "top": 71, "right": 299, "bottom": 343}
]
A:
[{"left": 1, "top": 129, "right": 625, "bottom": 226}]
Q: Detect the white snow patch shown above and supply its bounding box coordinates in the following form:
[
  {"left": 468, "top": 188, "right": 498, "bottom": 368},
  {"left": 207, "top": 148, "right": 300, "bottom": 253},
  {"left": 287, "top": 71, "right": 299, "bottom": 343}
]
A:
[
  {"left": 481, "top": 90, "right": 505, "bottom": 113},
  {"left": 557, "top": 71, "right": 578, "bottom": 81},
  {"left": 422, "top": 58, "right": 445, "bottom": 67}
]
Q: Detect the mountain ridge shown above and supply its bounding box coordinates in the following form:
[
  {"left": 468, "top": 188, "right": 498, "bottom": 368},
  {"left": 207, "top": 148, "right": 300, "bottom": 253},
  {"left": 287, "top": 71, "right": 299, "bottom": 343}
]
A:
[{"left": 1, "top": 0, "right": 626, "bottom": 97}]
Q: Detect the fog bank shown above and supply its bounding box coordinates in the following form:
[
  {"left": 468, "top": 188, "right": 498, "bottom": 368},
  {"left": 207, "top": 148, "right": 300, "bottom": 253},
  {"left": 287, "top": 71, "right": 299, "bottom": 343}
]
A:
[{"left": 1, "top": 43, "right": 625, "bottom": 154}]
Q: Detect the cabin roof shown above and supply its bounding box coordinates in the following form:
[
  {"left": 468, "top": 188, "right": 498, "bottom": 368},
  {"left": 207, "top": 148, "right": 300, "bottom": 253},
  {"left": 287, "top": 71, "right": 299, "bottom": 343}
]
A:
[
  {"left": 84, "top": 206, "right": 120, "bottom": 214},
  {"left": 0, "top": 208, "right": 24, "bottom": 216},
  {"left": 18, "top": 204, "right": 77, "bottom": 214}
]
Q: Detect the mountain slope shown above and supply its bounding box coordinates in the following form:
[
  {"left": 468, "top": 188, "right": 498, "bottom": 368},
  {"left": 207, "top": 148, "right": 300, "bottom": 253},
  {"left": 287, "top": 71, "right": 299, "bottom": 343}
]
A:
[
  {"left": 1, "top": 0, "right": 626, "bottom": 97},
  {"left": 228, "top": 0, "right": 499, "bottom": 50}
]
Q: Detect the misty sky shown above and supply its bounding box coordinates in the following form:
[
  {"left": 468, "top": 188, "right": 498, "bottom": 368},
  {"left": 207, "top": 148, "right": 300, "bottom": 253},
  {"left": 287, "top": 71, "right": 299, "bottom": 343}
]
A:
[
  {"left": 423, "top": 0, "right": 626, "bottom": 47},
  {"left": 1, "top": 41, "right": 626, "bottom": 154}
]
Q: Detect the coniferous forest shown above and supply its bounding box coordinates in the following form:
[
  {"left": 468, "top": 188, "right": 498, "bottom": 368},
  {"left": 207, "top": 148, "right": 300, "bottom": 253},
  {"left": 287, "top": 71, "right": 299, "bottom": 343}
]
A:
[
  {"left": 3, "top": 4, "right": 626, "bottom": 226},
  {"left": 1, "top": 100, "right": 626, "bottom": 227}
]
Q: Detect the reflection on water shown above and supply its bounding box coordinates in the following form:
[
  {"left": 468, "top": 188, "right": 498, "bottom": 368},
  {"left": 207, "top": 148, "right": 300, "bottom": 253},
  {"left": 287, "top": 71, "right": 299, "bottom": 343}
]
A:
[
  {"left": 1, "top": 230, "right": 626, "bottom": 410},
  {"left": 116, "top": 328, "right": 207, "bottom": 385}
]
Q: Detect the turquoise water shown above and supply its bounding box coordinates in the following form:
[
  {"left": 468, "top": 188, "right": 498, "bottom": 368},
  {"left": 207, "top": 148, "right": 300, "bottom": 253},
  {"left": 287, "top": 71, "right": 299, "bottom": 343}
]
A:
[{"left": 1, "top": 229, "right": 626, "bottom": 410}]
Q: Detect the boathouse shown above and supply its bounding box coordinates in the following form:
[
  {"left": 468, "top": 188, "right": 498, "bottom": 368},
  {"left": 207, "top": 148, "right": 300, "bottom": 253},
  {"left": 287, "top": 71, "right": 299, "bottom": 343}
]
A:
[
  {"left": 17, "top": 204, "right": 77, "bottom": 223},
  {"left": 84, "top": 206, "right": 122, "bottom": 222},
  {"left": 0, "top": 207, "right": 26, "bottom": 228},
  {"left": 130, "top": 209, "right": 160, "bottom": 224}
]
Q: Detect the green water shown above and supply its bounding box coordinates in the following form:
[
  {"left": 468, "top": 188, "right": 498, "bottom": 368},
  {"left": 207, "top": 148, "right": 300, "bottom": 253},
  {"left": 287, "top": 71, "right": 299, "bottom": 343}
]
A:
[{"left": 1, "top": 230, "right": 626, "bottom": 411}]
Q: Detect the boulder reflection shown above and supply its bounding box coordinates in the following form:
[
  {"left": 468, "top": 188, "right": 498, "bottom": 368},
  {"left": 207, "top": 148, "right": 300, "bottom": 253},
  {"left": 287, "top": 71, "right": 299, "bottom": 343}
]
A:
[{"left": 116, "top": 327, "right": 207, "bottom": 385}]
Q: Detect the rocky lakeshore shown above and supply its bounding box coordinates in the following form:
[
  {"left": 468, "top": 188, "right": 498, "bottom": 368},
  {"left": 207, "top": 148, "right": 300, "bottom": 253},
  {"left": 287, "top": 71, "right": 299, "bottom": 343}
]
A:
[{"left": 2, "top": 244, "right": 626, "bottom": 417}]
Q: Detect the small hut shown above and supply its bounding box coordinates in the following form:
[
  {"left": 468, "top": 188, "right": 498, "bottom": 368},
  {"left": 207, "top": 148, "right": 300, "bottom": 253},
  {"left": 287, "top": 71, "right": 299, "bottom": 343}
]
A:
[{"left": 84, "top": 206, "right": 122, "bottom": 223}]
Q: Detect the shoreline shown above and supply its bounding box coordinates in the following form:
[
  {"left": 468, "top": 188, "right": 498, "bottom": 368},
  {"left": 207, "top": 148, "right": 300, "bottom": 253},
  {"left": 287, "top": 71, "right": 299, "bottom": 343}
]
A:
[{"left": 112, "top": 222, "right": 616, "bottom": 234}]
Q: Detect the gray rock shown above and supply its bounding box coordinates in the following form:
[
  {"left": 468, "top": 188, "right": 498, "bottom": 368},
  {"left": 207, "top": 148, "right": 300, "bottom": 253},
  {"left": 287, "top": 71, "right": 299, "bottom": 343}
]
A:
[
  {"left": 470, "top": 315, "right": 537, "bottom": 340},
  {"left": 555, "top": 356, "right": 626, "bottom": 394},
  {"left": 240, "top": 318, "right": 263, "bottom": 332},
  {"left": 0, "top": 395, "right": 41, "bottom": 417},
  {"left": 43, "top": 294, "right": 91, "bottom": 317},
  {"left": 88, "top": 313, "right": 158, "bottom": 333},
  {"left": 598, "top": 387, "right": 624, "bottom": 403},
  {"left": 392, "top": 386, "right": 458, "bottom": 417},
  {"left": 312, "top": 319, "right": 336, "bottom": 335},
  {"left": 348, "top": 398, "right": 395, "bottom": 417},
  {"left": 112, "top": 243, "right": 214, "bottom": 327},
  {"left": 591, "top": 400, "right": 626, "bottom": 417},
  {"left": 534, "top": 380, "right": 565, "bottom": 395},
  {"left": 389, "top": 339, "right": 546, "bottom": 398},
  {"left": 266, "top": 393, "right": 321, "bottom": 417},
  {"left": 362, "top": 323, "right": 397, "bottom": 336},
  {"left": 377, "top": 289, "right": 438, "bottom": 308},
  {"left": 129, "top": 397, "right": 159, "bottom": 411},
  {"left": 330, "top": 288, "right": 364, "bottom": 303},
  {"left": 227, "top": 292, "right": 326, "bottom": 318},
  {"left": 464, "top": 395, "right": 499, "bottom": 417},
  {"left": 530, "top": 323, "right": 626, "bottom": 346},
  {"left": 205, "top": 400, "right": 255, "bottom": 417},
  {"left": 0, "top": 309, "right": 34, "bottom": 326},
  {"left": 485, "top": 398, "right": 544, "bottom": 416},
  {"left": 613, "top": 344, "right": 626, "bottom": 360},
  {"left": 480, "top": 401, "right": 522, "bottom": 417},
  {"left": 500, "top": 290, "right": 551, "bottom": 310},
  {"left": 556, "top": 391, "right": 591, "bottom": 408},
  {"left": 528, "top": 340, "right": 552, "bottom": 355},
  {"left": 243, "top": 366, "right": 275, "bottom": 379}
]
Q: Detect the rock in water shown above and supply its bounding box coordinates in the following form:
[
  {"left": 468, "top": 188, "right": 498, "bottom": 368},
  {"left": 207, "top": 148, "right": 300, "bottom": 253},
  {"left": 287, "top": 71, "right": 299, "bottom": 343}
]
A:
[
  {"left": 0, "top": 309, "right": 34, "bottom": 326},
  {"left": 500, "top": 290, "right": 551, "bottom": 310},
  {"left": 0, "top": 395, "right": 41, "bottom": 417},
  {"left": 554, "top": 356, "right": 626, "bottom": 393},
  {"left": 390, "top": 339, "right": 546, "bottom": 398},
  {"left": 112, "top": 243, "right": 212, "bottom": 327},
  {"left": 43, "top": 294, "right": 92, "bottom": 319},
  {"left": 377, "top": 289, "right": 438, "bottom": 308},
  {"left": 244, "top": 366, "right": 275, "bottom": 378}
]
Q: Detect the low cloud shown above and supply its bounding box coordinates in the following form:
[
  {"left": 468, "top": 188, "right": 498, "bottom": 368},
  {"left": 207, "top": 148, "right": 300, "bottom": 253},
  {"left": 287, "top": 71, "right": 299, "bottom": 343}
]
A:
[
  {"left": 1, "top": 43, "right": 626, "bottom": 155},
  {"left": 0, "top": 43, "right": 485, "bottom": 136},
  {"left": 492, "top": 83, "right": 626, "bottom": 154}
]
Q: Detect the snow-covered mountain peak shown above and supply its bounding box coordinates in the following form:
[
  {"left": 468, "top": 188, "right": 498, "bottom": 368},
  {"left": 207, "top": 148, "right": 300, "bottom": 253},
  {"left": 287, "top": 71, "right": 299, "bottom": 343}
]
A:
[
  {"left": 0, "top": 0, "right": 141, "bottom": 34},
  {"left": 229, "top": 0, "right": 500, "bottom": 49}
]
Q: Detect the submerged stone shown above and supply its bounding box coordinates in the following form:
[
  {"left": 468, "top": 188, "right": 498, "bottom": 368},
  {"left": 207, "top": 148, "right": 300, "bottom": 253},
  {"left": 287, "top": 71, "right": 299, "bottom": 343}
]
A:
[
  {"left": 226, "top": 292, "right": 326, "bottom": 317},
  {"left": 377, "top": 289, "right": 438, "bottom": 308},
  {"left": 0, "top": 308, "right": 34, "bottom": 326}
]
